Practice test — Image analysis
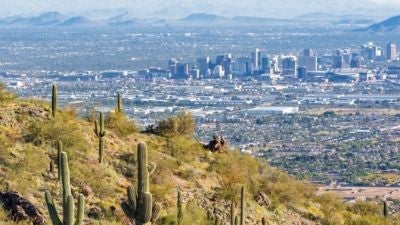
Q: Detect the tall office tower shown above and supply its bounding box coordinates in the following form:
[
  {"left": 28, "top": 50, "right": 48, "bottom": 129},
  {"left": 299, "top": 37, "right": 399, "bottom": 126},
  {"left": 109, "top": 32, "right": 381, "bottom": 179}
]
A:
[
  {"left": 350, "top": 56, "right": 364, "bottom": 68},
  {"left": 168, "top": 58, "right": 177, "bottom": 75},
  {"left": 333, "top": 55, "right": 345, "bottom": 68},
  {"left": 197, "top": 57, "right": 210, "bottom": 77},
  {"left": 190, "top": 67, "right": 200, "bottom": 79},
  {"left": 361, "top": 43, "right": 381, "bottom": 60},
  {"left": 251, "top": 48, "right": 260, "bottom": 70},
  {"left": 175, "top": 63, "right": 189, "bottom": 79},
  {"left": 298, "top": 56, "right": 318, "bottom": 71},
  {"left": 257, "top": 50, "right": 262, "bottom": 69},
  {"left": 224, "top": 54, "right": 232, "bottom": 75},
  {"left": 246, "top": 61, "right": 253, "bottom": 76},
  {"left": 303, "top": 48, "right": 316, "bottom": 57},
  {"left": 297, "top": 67, "right": 307, "bottom": 79},
  {"left": 261, "top": 57, "right": 270, "bottom": 72},
  {"left": 386, "top": 43, "right": 397, "bottom": 61},
  {"left": 282, "top": 56, "right": 297, "bottom": 78}
]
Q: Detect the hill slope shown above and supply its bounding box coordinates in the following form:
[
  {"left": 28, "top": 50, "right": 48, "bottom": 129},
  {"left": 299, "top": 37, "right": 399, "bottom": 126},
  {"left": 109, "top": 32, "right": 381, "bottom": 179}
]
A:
[
  {"left": 363, "top": 15, "right": 400, "bottom": 32},
  {"left": 0, "top": 86, "right": 394, "bottom": 225}
]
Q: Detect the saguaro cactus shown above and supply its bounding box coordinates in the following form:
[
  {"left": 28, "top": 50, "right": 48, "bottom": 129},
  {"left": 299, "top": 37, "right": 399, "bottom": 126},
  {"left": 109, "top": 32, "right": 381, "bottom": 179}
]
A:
[
  {"left": 52, "top": 84, "right": 57, "bottom": 117},
  {"left": 121, "top": 143, "right": 161, "bottom": 225},
  {"left": 177, "top": 189, "right": 183, "bottom": 225},
  {"left": 117, "top": 93, "right": 123, "bottom": 113},
  {"left": 383, "top": 200, "right": 388, "bottom": 217},
  {"left": 45, "top": 152, "right": 85, "bottom": 225},
  {"left": 57, "top": 141, "right": 63, "bottom": 181},
  {"left": 230, "top": 202, "right": 235, "bottom": 225},
  {"left": 94, "top": 112, "right": 106, "bottom": 163},
  {"left": 240, "top": 186, "right": 245, "bottom": 225}
]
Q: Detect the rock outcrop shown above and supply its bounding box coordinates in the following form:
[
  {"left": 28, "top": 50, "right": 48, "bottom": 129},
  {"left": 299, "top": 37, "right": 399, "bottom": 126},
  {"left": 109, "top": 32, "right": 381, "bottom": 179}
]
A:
[{"left": 0, "top": 191, "right": 45, "bottom": 225}]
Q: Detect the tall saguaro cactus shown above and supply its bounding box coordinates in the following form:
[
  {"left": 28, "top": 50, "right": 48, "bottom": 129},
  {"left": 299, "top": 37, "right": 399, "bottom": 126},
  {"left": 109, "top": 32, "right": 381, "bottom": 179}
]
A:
[
  {"left": 240, "top": 186, "right": 245, "bottom": 225},
  {"left": 94, "top": 112, "right": 106, "bottom": 163},
  {"left": 383, "top": 200, "right": 388, "bottom": 217},
  {"left": 57, "top": 141, "right": 63, "bottom": 181},
  {"left": 230, "top": 187, "right": 245, "bottom": 225},
  {"left": 177, "top": 189, "right": 183, "bottom": 225},
  {"left": 45, "top": 152, "right": 85, "bottom": 225},
  {"left": 52, "top": 84, "right": 57, "bottom": 117},
  {"left": 121, "top": 143, "right": 161, "bottom": 225},
  {"left": 117, "top": 93, "right": 123, "bottom": 113}
]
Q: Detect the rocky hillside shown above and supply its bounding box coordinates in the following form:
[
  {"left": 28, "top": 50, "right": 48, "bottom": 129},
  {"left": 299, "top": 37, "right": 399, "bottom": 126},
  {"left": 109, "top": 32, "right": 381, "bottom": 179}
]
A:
[{"left": 0, "top": 85, "right": 396, "bottom": 225}]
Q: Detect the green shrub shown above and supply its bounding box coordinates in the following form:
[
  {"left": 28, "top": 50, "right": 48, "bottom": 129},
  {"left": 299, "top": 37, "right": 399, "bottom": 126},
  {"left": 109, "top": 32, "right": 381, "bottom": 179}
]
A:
[
  {"left": 106, "top": 111, "right": 138, "bottom": 137},
  {"left": 0, "top": 83, "right": 16, "bottom": 102},
  {"left": 150, "top": 110, "right": 195, "bottom": 137}
]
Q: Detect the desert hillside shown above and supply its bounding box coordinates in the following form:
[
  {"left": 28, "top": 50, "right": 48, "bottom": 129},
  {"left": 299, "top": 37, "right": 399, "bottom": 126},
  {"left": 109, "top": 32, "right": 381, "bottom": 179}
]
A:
[{"left": 0, "top": 84, "right": 397, "bottom": 225}]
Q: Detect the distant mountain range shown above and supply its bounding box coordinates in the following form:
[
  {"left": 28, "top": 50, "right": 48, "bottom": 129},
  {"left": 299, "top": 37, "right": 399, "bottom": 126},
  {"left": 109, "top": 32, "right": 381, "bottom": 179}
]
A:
[
  {"left": 0, "top": 11, "right": 381, "bottom": 28},
  {"left": 0, "top": 12, "right": 96, "bottom": 27},
  {"left": 361, "top": 15, "right": 400, "bottom": 32}
]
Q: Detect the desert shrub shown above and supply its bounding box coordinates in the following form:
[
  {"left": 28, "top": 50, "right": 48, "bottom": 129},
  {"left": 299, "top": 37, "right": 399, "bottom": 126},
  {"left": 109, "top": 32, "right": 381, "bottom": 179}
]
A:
[
  {"left": 260, "top": 166, "right": 315, "bottom": 208},
  {"left": 348, "top": 200, "right": 381, "bottom": 216},
  {"left": 24, "top": 109, "right": 88, "bottom": 159},
  {"left": 150, "top": 110, "right": 195, "bottom": 137},
  {"left": 106, "top": 111, "right": 138, "bottom": 137},
  {"left": 208, "top": 150, "right": 261, "bottom": 200},
  {"left": 0, "top": 83, "right": 16, "bottom": 102},
  {"left": 182, "top": 199, "right": 210, "bottom": 225}
]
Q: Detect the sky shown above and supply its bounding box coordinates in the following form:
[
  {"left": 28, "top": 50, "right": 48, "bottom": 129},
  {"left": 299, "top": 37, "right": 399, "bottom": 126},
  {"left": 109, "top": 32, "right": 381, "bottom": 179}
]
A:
[{"left": 0, "top": 0, "right": 399, "bottom": 19}]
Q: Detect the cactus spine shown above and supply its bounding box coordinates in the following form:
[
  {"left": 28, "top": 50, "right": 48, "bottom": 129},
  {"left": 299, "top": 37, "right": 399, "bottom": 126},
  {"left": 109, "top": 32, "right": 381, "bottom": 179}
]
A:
[
  {"left": 45, "top": 152, "right": 85, "bottom": 225},
  {"left": 94, "top": 112, "right": 106, "bottom": 163},
  {"left": 117, "top": 93, "right": 123, "bottom": 113},
  {"left": 177, "top": 189, "right": 183, "bottom": 225},
  {"left": 121, "top": 143, "right": 161, "bottom": 225},
  {"left": 52, "top": 84, "right": 57, "bottom": 117},
  {"left": 240, "top": 186, "right": 245, "bottom": 225}
]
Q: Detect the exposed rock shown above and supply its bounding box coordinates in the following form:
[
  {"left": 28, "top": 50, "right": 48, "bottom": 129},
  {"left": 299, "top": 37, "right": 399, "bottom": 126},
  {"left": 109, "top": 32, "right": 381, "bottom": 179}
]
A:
[
  {"left": 254, "top": 191, "right": 271, "bottom": 209},
  {"left": 203, "top": 135, "right": 228, "bottom": 153},
  {"left": 0, "top": 191, "right": 45, "bottom": 225},
  {"left": 87, "top": 206, "right": 104, "bottom": 220},
  {"left": 81, "top": 185, "right": 93, "bottom": 197}
]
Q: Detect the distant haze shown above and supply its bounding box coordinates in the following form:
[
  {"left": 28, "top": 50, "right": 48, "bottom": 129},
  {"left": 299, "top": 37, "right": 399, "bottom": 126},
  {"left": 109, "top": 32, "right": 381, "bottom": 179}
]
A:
[{"left": 1, "top": 0, "right": 400, "bottom": 19}]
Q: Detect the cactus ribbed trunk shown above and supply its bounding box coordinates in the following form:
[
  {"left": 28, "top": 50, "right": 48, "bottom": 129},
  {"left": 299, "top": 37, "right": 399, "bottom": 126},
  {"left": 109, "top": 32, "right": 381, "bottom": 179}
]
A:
[
  {"left": 240, "top": 186, "right": 245, "bottom": 225},
  {"left": 122, "top": 143, "right": 161, "bottom": 225},
  {"left": 230, "top": 202, "right": 235, "bottom": 225},
  {"left": 384, "top": 200, "right": 388, "bottom": 217},
  {"left": 45, "top": 152, "right": 85, "bottom": 225},
  {"left": 94, "top": 112, "right": 106, "bottom": 164},
  {"left": 117, "top": 93, "right": 123, "bottom": 113},
  {"left": 177, "top": 189, "right": 183, "bottom": 225},
  {"left": 52, "top": 84, "right": 57, "bottom": 117}
]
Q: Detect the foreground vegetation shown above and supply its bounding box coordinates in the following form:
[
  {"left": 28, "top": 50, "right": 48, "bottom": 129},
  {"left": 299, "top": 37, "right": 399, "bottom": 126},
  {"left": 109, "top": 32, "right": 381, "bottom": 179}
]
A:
[{"left": 0, "top": 85, "right": 399, "bottom": 225}]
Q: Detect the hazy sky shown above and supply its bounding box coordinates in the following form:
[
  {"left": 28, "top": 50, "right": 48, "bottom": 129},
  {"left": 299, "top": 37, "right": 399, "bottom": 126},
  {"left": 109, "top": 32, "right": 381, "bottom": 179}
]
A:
[{"left": 1, "top": 0, "right": 400, "bottom": 19}]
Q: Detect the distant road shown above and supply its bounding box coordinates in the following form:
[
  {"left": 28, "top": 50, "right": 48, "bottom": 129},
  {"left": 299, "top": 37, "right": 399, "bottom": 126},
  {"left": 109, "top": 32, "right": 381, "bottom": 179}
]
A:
[{"left": 318, "top": 186, "right": 400, "bottom": 200}]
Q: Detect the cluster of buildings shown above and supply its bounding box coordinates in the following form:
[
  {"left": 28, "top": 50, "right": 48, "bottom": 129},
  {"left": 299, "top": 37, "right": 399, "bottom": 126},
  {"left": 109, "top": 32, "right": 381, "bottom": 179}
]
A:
[{"left": 137, "top": 42, "right": 399, "bottom": 84}]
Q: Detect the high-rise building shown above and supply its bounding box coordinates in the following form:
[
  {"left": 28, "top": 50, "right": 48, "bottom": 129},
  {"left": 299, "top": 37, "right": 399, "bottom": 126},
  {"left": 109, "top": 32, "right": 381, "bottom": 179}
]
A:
[
  {"left": 197, "top": 57, "right": 210, "bottom": 77},
  {"left": 168, "top": 58, "right": 177, "bottom": 75},
  {"left": 350, "top": 56, "right": 364, "bottom": 68},
  {"left": 298, "top": 56, "right": 318, "bottom": 71},
  {"left": 303, "top": 48, "right": 316, "bottom": 57},
  {"left": 251, "top": 48, "right": 260, "bottom": 70},
  {"left": 386, "top": 43, "right": 397, "bottom": 61},
  {"left": 175, "top": 63, "right": 189, "bottom": 79},
  {"left": 282, "top": 56, "right": 297, "bottom": 78},
  {"left": 261, "top": 57, "right": 270, "bottom": 72},
  {"left": 297, "top": 67, "right": 307, "bottom": 79}
]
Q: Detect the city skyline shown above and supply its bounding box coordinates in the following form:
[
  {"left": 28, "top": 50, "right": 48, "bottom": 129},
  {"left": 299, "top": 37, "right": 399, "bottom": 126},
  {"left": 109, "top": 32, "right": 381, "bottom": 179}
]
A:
[{"left": 1, "top": 0, "right": 400, "bottom": 19}]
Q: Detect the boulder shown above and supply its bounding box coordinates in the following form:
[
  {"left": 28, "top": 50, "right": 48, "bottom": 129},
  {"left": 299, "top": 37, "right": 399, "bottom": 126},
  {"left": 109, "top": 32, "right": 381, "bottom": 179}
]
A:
[{"left": 0, "top": 191, "right": 45, "bottom": 225}]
